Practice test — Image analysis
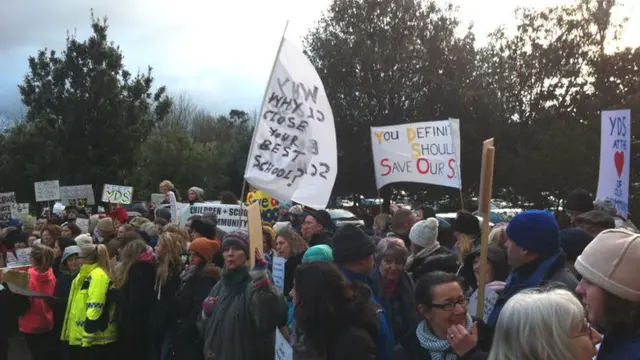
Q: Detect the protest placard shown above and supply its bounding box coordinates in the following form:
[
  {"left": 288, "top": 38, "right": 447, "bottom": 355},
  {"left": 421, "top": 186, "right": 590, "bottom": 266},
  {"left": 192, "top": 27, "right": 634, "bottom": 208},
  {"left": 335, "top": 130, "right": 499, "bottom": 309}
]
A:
[
  {"left": 0, "top": 192, "right": 16, "bottom": 221},
  {"left": 178, "top": 203, "right": 248, "bottom": 233},
  {"left": 275, "top": 327, "right": 292, "bottom": 360},
  {"left": 244, "top": 38, "right": 337, "bottom": 210},
  {"left": 272, "top": 256, "right": 286, "bottom": 293},
  {"left": 370, "top": 119, "right": 461, "bottom": 189},
  {"left": 34, "top": 180, "right": 61, "bottom": 202},
  {"left": 60, "top": 185, "right": 96, "bottom": 206},
  {"left": 10, "top": 203, "right": 29, "bottom": 218},
  {"left": 101, "top": 184, "right": 133, "bottom": 204},
  {"left": 596, "top": 109, "right": 631, "bottom": 218},
  {"left": 150, "top": 193, "right": 165, "bottom": 209},
  {"left": 76, "top": 218, "right": 89, "bottom": 233},
  {"left": 5, "top": 248, "right": 32, "bottom": 268}
]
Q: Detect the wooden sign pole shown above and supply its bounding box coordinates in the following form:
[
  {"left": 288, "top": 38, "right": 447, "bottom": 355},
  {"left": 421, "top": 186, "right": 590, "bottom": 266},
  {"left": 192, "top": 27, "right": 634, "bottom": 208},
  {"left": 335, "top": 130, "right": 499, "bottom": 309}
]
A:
[{"left": 476, "top": 139, "right": 495, "bottom": 320}]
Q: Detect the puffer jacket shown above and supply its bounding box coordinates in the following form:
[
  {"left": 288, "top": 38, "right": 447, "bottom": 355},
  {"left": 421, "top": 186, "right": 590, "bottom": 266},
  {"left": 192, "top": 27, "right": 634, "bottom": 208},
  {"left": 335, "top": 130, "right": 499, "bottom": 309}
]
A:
[
  {"left": 61, "top": 263, "right": 117, "bottom": 347},
  {"left": 198, "top": 266, "right": 288, "bottom": 360}
]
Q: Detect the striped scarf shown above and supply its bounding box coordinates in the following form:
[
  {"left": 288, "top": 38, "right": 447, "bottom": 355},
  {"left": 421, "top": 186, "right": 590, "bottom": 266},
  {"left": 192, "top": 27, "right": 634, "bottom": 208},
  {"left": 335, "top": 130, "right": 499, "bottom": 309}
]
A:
[{"left": 416, "top": 313, "right": 472, "bottom": 360}]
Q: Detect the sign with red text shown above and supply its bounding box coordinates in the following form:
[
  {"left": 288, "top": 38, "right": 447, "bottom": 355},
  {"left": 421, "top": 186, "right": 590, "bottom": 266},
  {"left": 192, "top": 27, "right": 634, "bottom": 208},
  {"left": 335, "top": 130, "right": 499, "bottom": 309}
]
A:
[
  {"left": 596, "top": 109, "right": 631, "bottom": 218},
  {"left": 244, "top": 38, "right": 337, "bottom": 210},
  {"left": 371, "top": 119, "right": 461, "bottom": 189}
]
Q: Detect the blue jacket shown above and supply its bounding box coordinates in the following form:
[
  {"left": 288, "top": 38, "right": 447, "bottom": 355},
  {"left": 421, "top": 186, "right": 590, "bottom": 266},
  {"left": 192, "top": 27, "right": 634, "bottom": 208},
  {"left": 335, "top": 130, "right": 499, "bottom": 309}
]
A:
[
  {"left": 597, "top": 331, "right": 640, "bottom": 360},
  {"left": 340, "top": 267, "right": 394, "bottom": 360}
]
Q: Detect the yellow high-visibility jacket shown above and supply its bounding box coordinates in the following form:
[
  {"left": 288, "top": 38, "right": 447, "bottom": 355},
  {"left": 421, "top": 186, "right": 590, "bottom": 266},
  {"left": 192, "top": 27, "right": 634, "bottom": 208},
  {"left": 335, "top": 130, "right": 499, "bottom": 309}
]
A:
[{"left": 61, "top": 263, "right": 117, "bottom": 347}]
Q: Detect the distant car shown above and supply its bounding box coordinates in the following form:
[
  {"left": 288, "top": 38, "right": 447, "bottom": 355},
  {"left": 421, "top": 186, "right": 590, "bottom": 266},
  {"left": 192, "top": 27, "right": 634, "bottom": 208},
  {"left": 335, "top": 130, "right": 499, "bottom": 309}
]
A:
[
  {"left": 327, "top": 209, "right": 365, "bottom": 229},
  {"left": 436, "top": 212, "right": 495, "bottom": 228},
  {"left": 122, "top": 202, "right": 149, "bottom": 218}
]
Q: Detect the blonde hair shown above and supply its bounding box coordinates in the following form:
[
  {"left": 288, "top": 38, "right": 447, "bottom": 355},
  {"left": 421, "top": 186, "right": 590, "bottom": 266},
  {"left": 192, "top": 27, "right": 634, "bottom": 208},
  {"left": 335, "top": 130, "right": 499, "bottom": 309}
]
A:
[
  {"left": 156, "top": 232, "right": 183, "bottom": 285},
  {"left": 373, "top": 213, "right": 392, "bottom": 234},
  {"left": 30, "top": 243, "right": 55, "bottom": 273},
  {"left": 80, "top": 244, "right": 112, "bottom": 279},
  {"left": 488, "top": 288, "right": 586, "bottom": 360},
  {"left": 488, "top": 225, "right": 507, "bottom": 249},
  {"left": 163, "top": 224, "right": 190, "bottom": 249},
  {"left": 159, "top": 180, "right": 174, "bottom": 190},
  {"left": 278, "top": 230, "right": 308, "bottom": 257},
  {"left": 456, "top": 233, "right": 474, "bottom": 263},
  {"left": 114, "top": 239, "right": 148, "bottom": 288}
]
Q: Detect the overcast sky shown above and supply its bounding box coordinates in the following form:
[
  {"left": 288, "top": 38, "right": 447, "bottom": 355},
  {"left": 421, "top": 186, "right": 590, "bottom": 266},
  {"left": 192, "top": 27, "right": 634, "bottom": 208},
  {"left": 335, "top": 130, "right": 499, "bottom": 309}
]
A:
[{"left": 0, "top": 0, "right": 638, "bottom": 116}]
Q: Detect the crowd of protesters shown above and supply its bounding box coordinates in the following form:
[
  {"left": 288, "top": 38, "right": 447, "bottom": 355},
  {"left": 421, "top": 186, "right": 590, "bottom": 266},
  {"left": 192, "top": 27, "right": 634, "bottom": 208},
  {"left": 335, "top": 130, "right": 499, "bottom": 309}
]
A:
[{"left": 0, "top": 184, "right": 638, "bottom": 360}]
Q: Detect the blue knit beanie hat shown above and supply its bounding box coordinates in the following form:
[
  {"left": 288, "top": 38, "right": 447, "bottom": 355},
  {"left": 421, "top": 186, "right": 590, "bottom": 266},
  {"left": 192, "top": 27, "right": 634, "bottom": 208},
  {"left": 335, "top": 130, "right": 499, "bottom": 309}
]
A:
[
  {"left": 302, "top": 244, "right": 334, "bottom": 264},
  {"left": 506, "top": 210, "right": 560, "bottom": 254}
]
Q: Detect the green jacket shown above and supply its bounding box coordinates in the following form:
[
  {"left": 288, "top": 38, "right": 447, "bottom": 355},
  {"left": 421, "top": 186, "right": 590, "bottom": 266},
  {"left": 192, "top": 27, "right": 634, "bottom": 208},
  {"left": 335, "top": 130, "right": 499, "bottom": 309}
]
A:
[
  {"left": 61, "top": 263, "right": 117, "bottom": 347},
  {"left": 198, "top": 266, "right": 288, "bottom": 360}
]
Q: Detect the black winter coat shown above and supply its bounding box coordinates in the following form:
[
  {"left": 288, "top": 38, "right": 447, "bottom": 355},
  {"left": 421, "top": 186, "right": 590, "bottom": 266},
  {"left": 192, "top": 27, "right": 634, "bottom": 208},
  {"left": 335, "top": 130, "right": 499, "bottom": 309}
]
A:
[
  {"left": 168, "top": 264, "right": 220, "bottom": 360},
  {"left": 116, "top": 260, "right": 157, "bottom": 360},
  {"left": 149, "top": 262, "right": 183, "bottom": 360}
]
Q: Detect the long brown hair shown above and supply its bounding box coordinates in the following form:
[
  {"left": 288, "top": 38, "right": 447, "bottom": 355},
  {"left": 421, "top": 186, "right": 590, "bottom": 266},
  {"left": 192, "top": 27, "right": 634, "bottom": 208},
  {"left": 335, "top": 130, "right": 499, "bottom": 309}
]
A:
[
  {"left": 114, "top": 239, "right": 148, "bottom": 288},
  {"left": 278, "top": 229, "right": 308, "bottom": 257},
  {"left": 156, "top": 232, "right": 183, "bottom": 285},
  {"left": 30, "top": 243, "right": 55, "bottom": 273}
]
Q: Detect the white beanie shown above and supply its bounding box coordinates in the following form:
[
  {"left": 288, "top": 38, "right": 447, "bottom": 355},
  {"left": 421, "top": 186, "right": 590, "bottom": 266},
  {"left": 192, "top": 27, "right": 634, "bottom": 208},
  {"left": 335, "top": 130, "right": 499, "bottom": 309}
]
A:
[
  {"left": 409, "top": 218, "right": 440, "bottom": 251},
  {"left": 75, "top": 234, "right": 93, "bottom": 247}
]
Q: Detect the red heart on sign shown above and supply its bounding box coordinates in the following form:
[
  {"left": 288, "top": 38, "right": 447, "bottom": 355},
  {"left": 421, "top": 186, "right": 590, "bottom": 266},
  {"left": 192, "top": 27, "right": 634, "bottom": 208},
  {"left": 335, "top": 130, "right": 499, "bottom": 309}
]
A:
[{"left": 614, "top": 151, "right": 624, "bottom": 177}]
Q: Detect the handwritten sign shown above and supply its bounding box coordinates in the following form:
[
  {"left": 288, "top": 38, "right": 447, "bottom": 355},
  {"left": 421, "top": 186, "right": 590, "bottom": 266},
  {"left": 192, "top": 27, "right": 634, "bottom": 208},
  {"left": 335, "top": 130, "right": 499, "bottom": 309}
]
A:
[
  {"left": 275, "top": 327, "right": 293, "bottom": 360},
  {"left": 76, "top": 218, "right": 89, "bottom": 233},
  {"left": 244, "top": 38, "right": 337, "bottom": 210},
  {"left": 34, "top": 180, "right": 60, "bottom": 202},
  {"left": 101, "top": 184, "right": 133, "bottom": 204},
  {"left": 179, "top": 203, "right": 248, "bottom": 233},
  {"left": 272, "top": 256, "right": 286, "bottom": 293},
  {"left": 60, "top": 185, "right": 96, "bottom": 206},
  {"left": 150, "top": 193, "right": 165, "bottom": 209},
  {"left": 596, "top": 109, "right": 631, "bottom": 218},
  {"left": 5, "top": 248, "right": 32, "bottom": 268},
  {"left": 0, "top": 192, "right": 16, "bottom": 221},
  {"left": 370, "top": 119, "right": 461, "bottom": 190},
  {"left": 10, "top": 203, "right": 29, "bottom": 218}
]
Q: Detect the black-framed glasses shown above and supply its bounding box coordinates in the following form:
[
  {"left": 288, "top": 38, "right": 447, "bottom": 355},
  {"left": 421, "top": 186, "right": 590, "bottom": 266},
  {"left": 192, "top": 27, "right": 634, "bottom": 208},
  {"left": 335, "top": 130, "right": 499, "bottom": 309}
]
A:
[{"left": 431, "top": 298, "right": 469, "bottom": 311}]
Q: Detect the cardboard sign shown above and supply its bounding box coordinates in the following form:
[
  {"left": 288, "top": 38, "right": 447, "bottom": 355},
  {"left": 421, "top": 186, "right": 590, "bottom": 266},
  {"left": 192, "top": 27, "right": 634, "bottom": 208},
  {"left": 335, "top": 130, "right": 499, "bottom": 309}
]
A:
[
  {"left": 34, "top": 180, "right": 61, "bottom": 202},
  {"left": 247, "top": 202, "right": 263, "bottom": 267},
  {"left": 272, "top": 256, "right": 286, "bottom": 293},
  {"left": 101, "top": 184, "right": 133, "bottom": 204},
  {"left": 370, "top": 119, "right": 461, "bottom": 189},
  {"left": 0, "top": 192, "right": 16, "bottom": 221},
  {"left": 179, "top": 203, "right": 248, "bottom": 233},
  {"left": 275, "top": 327, "right": 293, "bottom": 360},
  {"left": 10, "top": 203, "right": 29, "bottom": 218},
  {"left": 596, "top": 109, "right": 631, "bottom": 218},
  {"left": 60, "top": 185, "right": 96, "bottom": 206}
]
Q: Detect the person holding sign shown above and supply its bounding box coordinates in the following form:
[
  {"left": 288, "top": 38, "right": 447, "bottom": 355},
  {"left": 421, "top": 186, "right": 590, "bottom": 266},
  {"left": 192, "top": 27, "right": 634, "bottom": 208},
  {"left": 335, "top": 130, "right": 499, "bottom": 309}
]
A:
[{"left": 198, "top": 230, "right": 288, "bottom": 360}]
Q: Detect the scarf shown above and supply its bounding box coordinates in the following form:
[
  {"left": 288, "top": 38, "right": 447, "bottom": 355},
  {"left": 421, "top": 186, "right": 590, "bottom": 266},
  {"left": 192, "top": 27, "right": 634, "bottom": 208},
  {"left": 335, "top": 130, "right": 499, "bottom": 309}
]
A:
[
  {"left": 179, "top": 264, "right": 198, "bottom": 290},
  {"left": 416, "top": 313, "right": 473, "bottom": 360},
  {"left": 221, "top": 265, "right": 250, "bottom": 293}
]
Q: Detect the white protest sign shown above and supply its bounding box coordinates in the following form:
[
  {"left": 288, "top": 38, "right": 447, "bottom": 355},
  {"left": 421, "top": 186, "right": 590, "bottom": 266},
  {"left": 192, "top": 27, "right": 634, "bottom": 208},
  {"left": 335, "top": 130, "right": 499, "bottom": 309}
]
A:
[
  {"left": 0, "top": 192, "right": 16, "bottom": 221},
  {"left": 34, "top": 180, "right": 60, "bottom": 202},
  {"left": 370, "top": 119, "right": 461, "bottom": 189},
  {"left": 179, "top": 203, "right": 248, "bottom": 233},
  {"left": 60, "top": 185, "right": 96, "bottom": 206},
  {"left": 168, "top": 191, "right": 179, "bottom": 225},
  {"left": 596, "top": 109, "right": 631, "bottom": 218},
  {"left": 150, "top": 193, "right": 165, "bottom": 208},
  {"left": 244, "top": 38, "right": 337, "bottom": 210},
  {"left": 274, "top": 327, "right": 292, "bottom": 360},
  {"left": 272, "top": 256, "right": 286, "bottom": 293},
  {"left": 5, "top": 248, "right": 32, "bottom": 268},
  {"left": 101, "top": 184, "right": 133, "bottom": 204},
  {"left": 10, "top": 203, "right": 29, "bottom": 218}
]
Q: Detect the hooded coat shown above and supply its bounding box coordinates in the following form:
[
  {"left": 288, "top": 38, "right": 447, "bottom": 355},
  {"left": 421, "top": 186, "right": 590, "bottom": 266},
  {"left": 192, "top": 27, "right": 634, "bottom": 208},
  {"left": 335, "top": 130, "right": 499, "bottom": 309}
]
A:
[
  {"left": 51, "top": 246, "right": 80, "bottom": 340},
  {"left": 198, "top": 266, "right": 288, "bottom": 360},
  {"left": 19, "top": 267, "right": 56, "bottom": 334},
  {"left": 116, "top": 246, "right": 156, "bottom": 360}
]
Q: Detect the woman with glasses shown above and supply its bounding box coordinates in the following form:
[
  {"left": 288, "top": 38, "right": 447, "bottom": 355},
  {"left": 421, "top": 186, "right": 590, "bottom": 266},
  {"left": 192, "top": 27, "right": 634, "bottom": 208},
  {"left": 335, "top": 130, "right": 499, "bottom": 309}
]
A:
[
  {"left": 394, "top": 271, "right": 487, "bottom": 360},
  {"left": 487, "top": 288, "right": 600, "bottom": 360}
]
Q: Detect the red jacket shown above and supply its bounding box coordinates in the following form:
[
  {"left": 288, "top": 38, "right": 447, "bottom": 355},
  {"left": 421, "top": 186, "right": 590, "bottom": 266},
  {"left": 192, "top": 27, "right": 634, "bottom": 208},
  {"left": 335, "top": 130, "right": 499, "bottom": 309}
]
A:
[{"left": 19, "top": 267, "right": 56, "bottom": 334}]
